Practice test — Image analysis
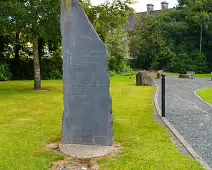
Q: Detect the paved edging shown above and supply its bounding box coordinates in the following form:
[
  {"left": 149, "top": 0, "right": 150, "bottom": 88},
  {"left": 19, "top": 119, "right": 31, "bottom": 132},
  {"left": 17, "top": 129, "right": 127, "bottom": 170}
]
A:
[
  {"left": 194, "top": 89, "right": 212, "bottom": 108},
  {"left": 59, "top": 143, "right": 114, "bottom": 158},
  {"left": 154, "top": 84, "right": 211, "bottom": 170}
]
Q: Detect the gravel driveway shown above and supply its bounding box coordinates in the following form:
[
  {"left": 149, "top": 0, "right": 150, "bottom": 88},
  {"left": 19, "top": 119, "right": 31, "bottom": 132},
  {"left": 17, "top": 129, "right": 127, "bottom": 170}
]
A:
[{"left": 155, "top": 78, "right": 212, "bottom": 167}]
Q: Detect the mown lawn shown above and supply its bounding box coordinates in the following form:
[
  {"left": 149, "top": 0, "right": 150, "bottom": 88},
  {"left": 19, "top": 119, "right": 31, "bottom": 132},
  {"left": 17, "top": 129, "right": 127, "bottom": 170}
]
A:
[
  {"left": 196, "top": 74, "right": 212, "bottom": 78},
  {"left": 196, "top": 88, "right": 212, "bottom": 104},
  {"left": 165, "top": 73, "right": 211, "bottom": 78},
  {"left": 0, "top": 81, "right": 64, "bottom": 169},
  {"left": 151, "top": 73, "right": 211, "bottom": 79},
  {"left": 0, "top": 77, "right": 204, "bottom": 170}
]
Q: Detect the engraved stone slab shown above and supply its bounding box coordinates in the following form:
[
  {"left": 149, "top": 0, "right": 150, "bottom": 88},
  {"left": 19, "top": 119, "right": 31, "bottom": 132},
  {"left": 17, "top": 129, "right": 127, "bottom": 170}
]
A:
[{"left": 60, "top": 0, "right": 113, "bottom": 146}]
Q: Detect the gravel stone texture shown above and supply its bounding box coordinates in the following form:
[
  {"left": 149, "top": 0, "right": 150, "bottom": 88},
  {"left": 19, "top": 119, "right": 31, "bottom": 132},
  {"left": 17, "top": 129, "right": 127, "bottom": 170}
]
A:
[{"left": 155, "top": 78, "right": 212, "bottom": 167}]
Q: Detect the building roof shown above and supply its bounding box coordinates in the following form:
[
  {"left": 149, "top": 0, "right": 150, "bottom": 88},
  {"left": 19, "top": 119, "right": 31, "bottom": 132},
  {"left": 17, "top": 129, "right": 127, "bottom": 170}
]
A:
[{"left": 125, "top": 8, "right": 174, "bottom": 31}]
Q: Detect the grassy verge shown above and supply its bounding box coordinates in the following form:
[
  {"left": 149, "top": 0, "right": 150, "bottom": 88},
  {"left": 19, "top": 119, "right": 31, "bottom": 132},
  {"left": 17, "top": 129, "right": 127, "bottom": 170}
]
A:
[
  {"left": 99, "top": 76, "right": 203, "bottom": 169},
  {"left": 151, "top": 73, "right": 211, "bottom": 79},
  {"left": 0, "top": 81, "right": 64, "bottom": 169},
  {"left": 167, "top": 73, "right": 212, "bottom": 78},
  {"left": 196, "top": 74, "right": 212, "bottom": 78},
  {"left": 196, "top": 88, "right": 212, "bottom": 104},
  {"left": 0, "top": 77, "right": 204, "bottom": 169}
]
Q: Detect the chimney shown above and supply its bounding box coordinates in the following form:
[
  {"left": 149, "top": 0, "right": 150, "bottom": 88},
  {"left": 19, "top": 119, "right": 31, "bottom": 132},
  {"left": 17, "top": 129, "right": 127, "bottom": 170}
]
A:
[
  {"left": 147, "top": 3, "right": 154, "bottom": 14},
  {"left": 161, "top": 1, "right": 169, "bottom": 10}
]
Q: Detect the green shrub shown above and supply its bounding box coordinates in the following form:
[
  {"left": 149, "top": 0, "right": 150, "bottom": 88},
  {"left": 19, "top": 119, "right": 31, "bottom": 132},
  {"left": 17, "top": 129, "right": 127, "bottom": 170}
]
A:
[
  {"left": 110, "top": 70, "right": 117, "bottom": 77},
  {"left": 43, "top": 70, "right": 62, "bottom": 80},
  {"left": 108, "top": 55, "right": 130, "bottom": 73},
  {"left": 119, "top": 70, "right": 136, "bottom": 76},
  {"left": 9, "top": 58, "right": 34, "bottom": 80},
  {"left": 117, "top": 63, "right": 136, "bottom": 76},
  {"left": 109, "top": 64, "right": 136, "bottom": 76},
  {"left": 0, "top": 63, "right": 12, "bottom": 81},
  {"left": 41, "top": 50, "right": 63, "bottom": 80},
  {"left": 167, "top": 52, "right": 209, "bottom": 74},
  {"left": 8, "top": 53, "right": 63, "bottom": 80},
  {"left": 192, "top": 52, "right": 209, "bottom": 73},
  {"left": 106, "top": 28, "right": 131, "bottom": 73}
]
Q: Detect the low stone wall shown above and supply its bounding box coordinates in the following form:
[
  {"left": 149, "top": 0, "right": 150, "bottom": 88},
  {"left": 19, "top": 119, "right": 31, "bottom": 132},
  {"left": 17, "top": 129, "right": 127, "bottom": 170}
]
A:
[{"left": 179, "top": 74, "right": 191, "bottom": 79}]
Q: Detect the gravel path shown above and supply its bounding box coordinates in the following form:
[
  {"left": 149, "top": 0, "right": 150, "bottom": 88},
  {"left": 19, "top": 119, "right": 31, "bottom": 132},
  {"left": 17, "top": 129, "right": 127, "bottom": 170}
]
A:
[{"left": 155, "top": 78, "right": 212, "bottom": 167}]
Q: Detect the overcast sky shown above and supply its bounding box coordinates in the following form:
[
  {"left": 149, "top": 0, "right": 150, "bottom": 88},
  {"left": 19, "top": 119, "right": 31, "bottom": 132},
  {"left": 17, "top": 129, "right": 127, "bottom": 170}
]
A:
[{"left": 90, "top": 0, "right": 179, "bottom": 12}]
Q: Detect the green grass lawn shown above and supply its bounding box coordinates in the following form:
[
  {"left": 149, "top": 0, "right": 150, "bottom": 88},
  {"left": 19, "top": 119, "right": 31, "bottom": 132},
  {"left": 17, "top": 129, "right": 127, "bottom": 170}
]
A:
[
  {"left": 196, "top": 74, "right": 212, "bottom": 78},
  {"left": 165, "top": 73, "right": 212, "bottom": 78},
  {"left": 151, "top": 73, "right": 211, "bottom": 79},
  {"left": 0, "top": 77, "right": 204, "bottom": 170},
  {"left": 0, "top": 81, "right": 64, "bottom": 169},
  {"left": 196, "top": 88, "right": 212, "bottom": 104}
]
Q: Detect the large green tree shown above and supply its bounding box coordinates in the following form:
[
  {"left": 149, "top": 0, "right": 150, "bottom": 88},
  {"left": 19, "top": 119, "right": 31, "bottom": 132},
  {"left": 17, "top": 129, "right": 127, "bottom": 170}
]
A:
[
  {"left": 129, "top": 4, "right": 211, "bottom": 73},
  {"left": 82, "top": 0, "right": 135, "bottom": 43},
  {"left": 181, "top": 0, "right": 212, "bottom": 52},
  {"left": 0, "top": 0, "right": 60, "bottom": 89},
  {"left": 0, "top": 0, "right": 136, "bottom": 82}
]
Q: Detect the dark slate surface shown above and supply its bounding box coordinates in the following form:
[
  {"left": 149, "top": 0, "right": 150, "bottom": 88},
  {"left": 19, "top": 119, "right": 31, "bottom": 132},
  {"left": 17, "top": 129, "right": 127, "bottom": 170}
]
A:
[{"left": 60, "top": 0, "right": 113, "bottom": 146}]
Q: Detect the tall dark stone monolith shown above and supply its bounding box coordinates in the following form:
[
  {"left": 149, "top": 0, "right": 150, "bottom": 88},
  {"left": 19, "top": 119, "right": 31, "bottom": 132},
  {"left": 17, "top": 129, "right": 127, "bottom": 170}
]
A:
[{"left": 60, "top": 0, "right": 113, "bottom": 146}]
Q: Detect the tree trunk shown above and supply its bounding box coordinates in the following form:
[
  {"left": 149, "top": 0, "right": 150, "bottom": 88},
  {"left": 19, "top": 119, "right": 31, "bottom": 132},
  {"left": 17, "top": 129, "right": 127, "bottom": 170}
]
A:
[
  {"left": 0, "top": 35, "right": 5, "bottom": 59},
  {"left": 38, "top": 38, "right": 45, "bottom": 61},
  {"left": 200, "top": 25, "right": 202, "bottom": 53},
  {"left": 33, "top": 31, "right": 41, "bottom": 90},
  {"left": 15, "top": 32, "right": 20, "bottom": 60},
  {"left": 14, "top": 32, "right": 21, "bottom": 79},
  {"left": 200, "top": 8, "right": 203, "bottom": 53}
]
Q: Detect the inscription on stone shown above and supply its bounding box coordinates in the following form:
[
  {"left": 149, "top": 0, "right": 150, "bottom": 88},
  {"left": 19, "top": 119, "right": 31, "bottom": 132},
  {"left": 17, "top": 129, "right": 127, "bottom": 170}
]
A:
[{"left": 61, "top": 0, "right": 113, "bottom": 146}]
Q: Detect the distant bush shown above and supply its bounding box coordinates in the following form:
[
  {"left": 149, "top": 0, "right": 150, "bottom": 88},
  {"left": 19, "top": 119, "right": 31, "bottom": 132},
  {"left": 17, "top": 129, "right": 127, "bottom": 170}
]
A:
[
  {"left": 9, "top": 58, "right": 34, "bottom": 80},
  {"left": 109, "top": 63, "right": 136, "bottom": 77},
  {"left": 41, "top": 51, "right": 62, "bottom": 80},
  {"left": 106, "top": 28, "right": 131, "bottom": 74},
  {"left": 0, "top": 63, "right": 12, "bottom": 81},
  {"left": 42, "top": 70, "right": 62, "bottom": 80},
  {"left": 110, "top": 70, "right": 117, "bottom": 77},
  {"left": 8, "top": 53, "right": 63, "bottom": 80},
  {"left": 8, "top": 53, "right": 135, "bottom": 80},
  {"left": 119, "top": 70, "right": 136, "bottom": 76},
  {"left": 167, "top": 52, "right": 209, "bottom": 74}
]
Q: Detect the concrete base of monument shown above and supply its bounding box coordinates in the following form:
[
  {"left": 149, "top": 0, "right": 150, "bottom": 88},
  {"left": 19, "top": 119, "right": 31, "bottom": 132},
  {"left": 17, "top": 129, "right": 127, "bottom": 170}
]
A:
[{"left": 59, "top": 143, "right": 114, "bottom": 158}]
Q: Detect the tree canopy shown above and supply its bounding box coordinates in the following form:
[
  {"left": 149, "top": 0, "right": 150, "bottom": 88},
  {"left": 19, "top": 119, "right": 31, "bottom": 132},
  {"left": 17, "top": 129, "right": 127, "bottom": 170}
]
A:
[
  {"left": 1, "top": 0, "right": 211, "bottom": 82},
  {"left": 0, "top": 0, "right": 135, "bottom": 83},
  {"left": 129, "top": 0, "right": 212, "bottom": 73}
]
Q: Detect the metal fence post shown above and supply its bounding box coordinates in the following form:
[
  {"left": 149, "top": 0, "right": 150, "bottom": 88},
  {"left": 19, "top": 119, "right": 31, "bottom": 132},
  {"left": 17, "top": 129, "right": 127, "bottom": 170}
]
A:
[
  {"left": 162, "top": 74, "right": 166, "bottom": 117},
  {"left": 211, "top": 72, "right": 212, "bottom": 81}
]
